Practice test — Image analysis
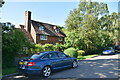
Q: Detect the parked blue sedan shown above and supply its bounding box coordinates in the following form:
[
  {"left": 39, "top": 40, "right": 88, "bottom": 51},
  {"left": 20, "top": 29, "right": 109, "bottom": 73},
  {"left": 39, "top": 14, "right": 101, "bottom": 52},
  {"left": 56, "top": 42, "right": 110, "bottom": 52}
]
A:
[
  {"left": 18, "top": 51, "right": 78, "bottom": 77},
  {"left": 102, "top": 47, "right": 115, "bottom": 55}
]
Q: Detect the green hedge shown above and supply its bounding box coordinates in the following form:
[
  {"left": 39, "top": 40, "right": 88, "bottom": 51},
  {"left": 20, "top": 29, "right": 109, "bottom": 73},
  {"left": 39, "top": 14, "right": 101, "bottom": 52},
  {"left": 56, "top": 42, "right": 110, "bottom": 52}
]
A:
[
  {"left": 28, "top": 43, "right": 67, "bottom": 54},
  {"left": 43, "top": 44, "right": 54, "bottom": 51},
  {"left": 64, "top": 47, "right": 78, "bottom": 58},
  {"left": 77, "top": 50, "right": 85, "bottom": 56},
  {"left": 54, "top": 43, "right": 67, "bottom": 51}
]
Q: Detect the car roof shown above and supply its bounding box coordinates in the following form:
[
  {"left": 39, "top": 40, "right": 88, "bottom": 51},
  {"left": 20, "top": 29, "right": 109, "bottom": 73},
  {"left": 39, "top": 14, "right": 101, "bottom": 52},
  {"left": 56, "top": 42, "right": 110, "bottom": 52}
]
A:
[
  {"left": 39, "top": 51, "right": 62, "bottom": 54},
  {"left": 105, "top": 47, "right": 113, "bottom": 49}
]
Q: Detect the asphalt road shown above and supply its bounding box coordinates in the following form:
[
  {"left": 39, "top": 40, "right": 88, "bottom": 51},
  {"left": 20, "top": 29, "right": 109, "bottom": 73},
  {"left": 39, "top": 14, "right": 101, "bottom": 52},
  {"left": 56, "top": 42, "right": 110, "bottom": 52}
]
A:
[{"left": 2, "top": 54, "right": 120, "bottom": 80}]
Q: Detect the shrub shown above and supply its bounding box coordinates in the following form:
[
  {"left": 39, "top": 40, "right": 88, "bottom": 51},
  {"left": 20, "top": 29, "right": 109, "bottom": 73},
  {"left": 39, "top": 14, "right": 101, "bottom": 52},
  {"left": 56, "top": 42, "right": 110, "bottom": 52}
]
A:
[
  {"left": 64, "top": 47, "right": 78, "bottom": 58},
  {"left": 77, "top": 50, "right": 85, "bottom": 56},
  {"left": 43, "top": 44, "right": 54, "bottom": 51},
  {"left": 2, "top": 28, "right": 31, "bottom": 69},
  {"left": 54, "top": 43, "right": 67, "bottom": 51},
  {"left": 35, "top": 44, "right": 44, "bottom": 52}
]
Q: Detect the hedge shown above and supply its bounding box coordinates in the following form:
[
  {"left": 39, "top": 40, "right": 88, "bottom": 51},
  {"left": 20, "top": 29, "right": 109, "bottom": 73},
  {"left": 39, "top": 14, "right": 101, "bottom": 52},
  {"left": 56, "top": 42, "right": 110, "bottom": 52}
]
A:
[{"left": 64, "top": 47, "right": 78, "bottom": 58}]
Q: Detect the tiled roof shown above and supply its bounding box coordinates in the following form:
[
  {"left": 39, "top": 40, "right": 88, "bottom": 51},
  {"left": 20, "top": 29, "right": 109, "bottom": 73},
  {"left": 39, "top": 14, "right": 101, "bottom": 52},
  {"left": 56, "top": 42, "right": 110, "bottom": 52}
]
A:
[{"left": 31, "top": 20, "right": 66, "bottom": 37}]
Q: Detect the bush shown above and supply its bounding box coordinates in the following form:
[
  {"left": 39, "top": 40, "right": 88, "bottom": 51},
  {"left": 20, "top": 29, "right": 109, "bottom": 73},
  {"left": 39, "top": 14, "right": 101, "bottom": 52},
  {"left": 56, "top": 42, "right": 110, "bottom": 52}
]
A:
[
  {"left": 43, "top": 44, "right": 54, "bottom": 51},
  {"left": 77, "top": 50, "right": 85, "bottom": 56},
  {"left": 35, "top": 44, "right": 44, "bottom": 52},
  {"left": 54, "top": 43, "right": 67, "bottom": 51},
  {"left": 64, "top": 47, "right": 78, "bottom": 58},
  {"left": 2, "top": 28, "right": 31, "bottom": 69}
]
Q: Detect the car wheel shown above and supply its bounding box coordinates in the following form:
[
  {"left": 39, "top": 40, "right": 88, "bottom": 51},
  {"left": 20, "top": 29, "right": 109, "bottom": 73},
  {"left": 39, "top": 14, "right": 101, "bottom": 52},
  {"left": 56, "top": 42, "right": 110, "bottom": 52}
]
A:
[
  {"left": 72, "top": 61, "right": 78, "bottom": 68},
  {"left": 42, "top": 66, "right": 51, "bottom": 77}
]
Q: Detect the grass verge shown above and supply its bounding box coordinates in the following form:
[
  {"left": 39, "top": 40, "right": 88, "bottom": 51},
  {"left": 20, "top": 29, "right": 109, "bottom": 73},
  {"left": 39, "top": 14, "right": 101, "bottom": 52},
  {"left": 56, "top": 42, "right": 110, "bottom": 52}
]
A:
[
  {"left": 77, "top": 54, "right": 100, "bottom": 60},
  {"left": 2, "top": 67, "right": 17, "bottom": 76}
]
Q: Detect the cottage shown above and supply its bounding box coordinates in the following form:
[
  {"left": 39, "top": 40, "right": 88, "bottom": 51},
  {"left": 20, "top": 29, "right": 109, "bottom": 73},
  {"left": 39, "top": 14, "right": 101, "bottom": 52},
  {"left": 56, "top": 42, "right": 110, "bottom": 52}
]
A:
[{"left": 18, "top": 11, "right": 66, "bottom": 44}]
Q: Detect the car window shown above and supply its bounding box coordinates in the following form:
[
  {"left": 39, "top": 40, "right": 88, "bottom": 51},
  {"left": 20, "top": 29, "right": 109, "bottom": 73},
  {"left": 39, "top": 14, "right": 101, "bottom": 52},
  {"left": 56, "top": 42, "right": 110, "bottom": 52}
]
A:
[
  {"left": 30, "top": 54, "right": 40, "bottom": 59},
  {"left": 49, "top": 53, "right": 59, "bottom": 59},
  {"left": 57, "top": 52, "right": 67, "bottom": 58},
  {"left": 42, "top": 54, "right": 49, "bottom": 59},
  {"left": 105, "top": 47, "right": 113, "bottom": 50}
]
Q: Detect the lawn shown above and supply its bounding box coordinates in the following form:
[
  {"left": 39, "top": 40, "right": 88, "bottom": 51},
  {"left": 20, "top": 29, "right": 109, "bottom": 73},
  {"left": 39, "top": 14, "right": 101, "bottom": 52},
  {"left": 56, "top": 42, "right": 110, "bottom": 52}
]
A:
[
  {"left": 2, "top": 67, "right": 17, "bottom": 76},
  {"left": 77, "top": 54, "right": 100, "bottom": 60}
]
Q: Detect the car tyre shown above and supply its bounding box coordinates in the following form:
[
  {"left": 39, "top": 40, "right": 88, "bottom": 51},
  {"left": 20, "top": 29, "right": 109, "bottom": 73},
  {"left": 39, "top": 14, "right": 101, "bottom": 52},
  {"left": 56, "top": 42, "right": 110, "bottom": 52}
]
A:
[
  {"left": 72, "top": 61, "right": 78, "bottom": 68},
  {"left": 42, "top": 66, "right": 52, "bottom": 77}
]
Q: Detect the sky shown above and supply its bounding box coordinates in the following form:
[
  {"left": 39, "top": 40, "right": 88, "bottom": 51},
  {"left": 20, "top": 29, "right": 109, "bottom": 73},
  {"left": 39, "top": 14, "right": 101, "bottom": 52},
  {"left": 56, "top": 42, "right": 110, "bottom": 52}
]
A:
[{"left": 0, "top": 1, "right": 119, "bottom": 27}]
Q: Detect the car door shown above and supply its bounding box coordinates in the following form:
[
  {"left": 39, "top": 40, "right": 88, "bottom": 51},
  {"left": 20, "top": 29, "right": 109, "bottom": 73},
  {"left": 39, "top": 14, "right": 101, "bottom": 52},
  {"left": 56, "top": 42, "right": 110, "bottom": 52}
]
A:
[
  {"left": 57, "top": 52, "right": 73, "bottom": 67},
  {"left": 49, "top": 52, "right": 62, "bottom": 69}
]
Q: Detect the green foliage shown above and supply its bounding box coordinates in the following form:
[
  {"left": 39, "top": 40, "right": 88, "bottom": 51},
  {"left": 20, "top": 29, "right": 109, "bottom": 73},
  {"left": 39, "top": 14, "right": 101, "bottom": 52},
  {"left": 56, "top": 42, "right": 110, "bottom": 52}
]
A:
[
  {"left": 64, "top": 47, "right": 78, "bottom": 58},
  {"left": 65, "top": 1, "right": 109, "bottom": 30},
  {"left": 35, "top": 44, "right": 44, "bottom": 52},
  {"left": 2, "top": 22, "right": 31, "bottom": 69},
  {"left": 77, "top": 50, "right": 85, "bottom": 56},
  {"left": 43, "top": 44, "right": 54, "bottom": 51},
  {"left": 2, "top": 67, "right": 17, "bottom": 75},
  {"left": 54, "top": 43, "right": 67, "bottom": 52},
  {"left": 64, "top": 1, "right": 118, "bottom": 55},
  {"left": 28, "top": 43, "right": 67, "bottom": 53}
]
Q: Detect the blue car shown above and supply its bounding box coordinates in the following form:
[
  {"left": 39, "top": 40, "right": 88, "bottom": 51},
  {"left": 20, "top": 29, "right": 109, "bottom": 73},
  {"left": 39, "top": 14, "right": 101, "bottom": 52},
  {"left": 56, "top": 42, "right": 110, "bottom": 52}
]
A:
[
  {"left": 102, "top": 47, "right": 115, "bottom": 55},
  {"left": 18, "top": 51, "right": 78, "bottom": 77}
]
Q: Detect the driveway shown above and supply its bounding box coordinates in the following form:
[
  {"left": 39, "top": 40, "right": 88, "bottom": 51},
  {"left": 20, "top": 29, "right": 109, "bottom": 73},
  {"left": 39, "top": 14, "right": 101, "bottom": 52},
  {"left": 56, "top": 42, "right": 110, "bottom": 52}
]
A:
[{"left": 2, "top": 54, "right": 120, "bottom": 80}]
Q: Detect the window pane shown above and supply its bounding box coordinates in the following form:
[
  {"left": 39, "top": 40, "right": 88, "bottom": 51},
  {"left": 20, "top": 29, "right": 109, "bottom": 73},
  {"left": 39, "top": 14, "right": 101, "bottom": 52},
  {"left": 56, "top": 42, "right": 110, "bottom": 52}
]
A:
[
  {"left": 40, "top": 35, "right": 47, "bottom": 40},
  {"left": 39, "top": 26, "right": 44, "bottom": 30},
  {"left": 30, "top": 54, "right": 40, "bottom": 59},
  {"left": 49, "top": 53, "right": 58, "bottom": 59},
  {"left": 57, "top": 53, "right": 66, "bottom": 58},
  {"left": 42, "top": 54, "right": 49, "bottom": 59}
]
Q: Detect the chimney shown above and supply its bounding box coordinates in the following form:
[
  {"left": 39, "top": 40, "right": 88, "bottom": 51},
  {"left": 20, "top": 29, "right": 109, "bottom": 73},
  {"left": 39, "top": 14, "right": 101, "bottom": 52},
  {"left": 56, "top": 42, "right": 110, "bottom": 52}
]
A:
[{"left": 25, "top": 11, "right": 31, "bottom": 33}]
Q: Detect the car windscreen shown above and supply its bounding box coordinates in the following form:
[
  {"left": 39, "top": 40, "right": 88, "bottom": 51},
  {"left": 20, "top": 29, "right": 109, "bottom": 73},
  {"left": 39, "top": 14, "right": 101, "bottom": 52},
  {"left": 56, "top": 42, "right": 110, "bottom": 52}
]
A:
[{"left": 104, "top": 47, "right": 113, "bottom": 50}]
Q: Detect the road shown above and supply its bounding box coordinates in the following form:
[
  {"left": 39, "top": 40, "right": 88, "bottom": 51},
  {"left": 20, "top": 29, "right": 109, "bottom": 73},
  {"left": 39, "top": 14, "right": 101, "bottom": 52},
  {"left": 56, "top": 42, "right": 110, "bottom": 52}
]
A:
[{"left": 2, "top": 54, "right": 120, "bottom": 80}]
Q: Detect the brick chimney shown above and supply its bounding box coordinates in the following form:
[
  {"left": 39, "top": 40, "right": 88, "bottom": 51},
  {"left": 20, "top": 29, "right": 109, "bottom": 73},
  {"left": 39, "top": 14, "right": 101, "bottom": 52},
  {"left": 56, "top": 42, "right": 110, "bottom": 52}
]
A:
[{"left": 25, "top": 11, "right": 31, "bottom": 33}]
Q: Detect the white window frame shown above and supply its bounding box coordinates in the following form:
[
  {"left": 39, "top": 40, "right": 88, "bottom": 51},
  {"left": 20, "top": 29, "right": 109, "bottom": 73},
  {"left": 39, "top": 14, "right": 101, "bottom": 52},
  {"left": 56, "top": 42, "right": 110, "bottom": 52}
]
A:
[
  {"left": 39, "top": 26, "right": 44, "bottom": 31},
  {"left": 40, "top": 35, "right": 47, "bottom": 40}
]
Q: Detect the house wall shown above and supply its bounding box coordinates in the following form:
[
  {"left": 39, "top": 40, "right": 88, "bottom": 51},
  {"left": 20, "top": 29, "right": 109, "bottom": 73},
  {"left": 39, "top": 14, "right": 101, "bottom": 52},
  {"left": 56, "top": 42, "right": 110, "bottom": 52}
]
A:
[
  {"left": 31, "top": 24, "right": 36, "bottom": 43},
  {"left": 36, "top": 35, "right": 64, "bottom": 44}
]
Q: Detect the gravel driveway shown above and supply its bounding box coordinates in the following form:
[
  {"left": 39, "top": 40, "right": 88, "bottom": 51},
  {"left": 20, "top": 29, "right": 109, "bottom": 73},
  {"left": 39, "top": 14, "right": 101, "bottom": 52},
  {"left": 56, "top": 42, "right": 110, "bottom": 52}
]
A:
[{"left": 2, "top": 54, "right": 120, "bottom": 80}]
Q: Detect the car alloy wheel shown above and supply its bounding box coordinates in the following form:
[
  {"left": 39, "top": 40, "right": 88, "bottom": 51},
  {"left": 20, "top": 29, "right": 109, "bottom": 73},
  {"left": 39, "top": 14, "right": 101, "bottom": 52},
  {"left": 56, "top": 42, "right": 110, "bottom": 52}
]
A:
[
  {"left": 72, "top": 61, "right": 78, "bottom": 68},
  {"left": 42, "top": 66, "right": 51, "bottom": 77}
]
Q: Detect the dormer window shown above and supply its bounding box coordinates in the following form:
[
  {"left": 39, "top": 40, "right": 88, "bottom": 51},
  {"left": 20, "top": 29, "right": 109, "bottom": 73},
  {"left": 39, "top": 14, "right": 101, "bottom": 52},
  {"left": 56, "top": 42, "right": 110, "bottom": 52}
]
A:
[
  {"left": 55, "top": 29, "right": 59, "bottom": 33},
  {"left": 39, "top": 26, "right": 44, "bottom": 31}
]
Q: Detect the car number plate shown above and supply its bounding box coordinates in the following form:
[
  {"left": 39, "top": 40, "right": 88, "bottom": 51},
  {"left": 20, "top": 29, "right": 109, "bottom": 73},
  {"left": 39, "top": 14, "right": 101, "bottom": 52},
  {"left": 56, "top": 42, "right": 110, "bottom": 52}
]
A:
[{"left": 19, "top": 62, "right": 25, "bottom": 65}]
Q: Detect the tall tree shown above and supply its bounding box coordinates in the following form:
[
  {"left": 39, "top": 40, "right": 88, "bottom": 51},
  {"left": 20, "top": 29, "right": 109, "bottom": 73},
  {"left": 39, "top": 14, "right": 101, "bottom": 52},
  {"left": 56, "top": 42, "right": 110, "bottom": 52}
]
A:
[
  {"left": 65, "top": 0, "right": 111, "bottom": 54},
  {"left": 99, "top": 12, "right": 119, "bottom": 41},
  {"left": 65, "top": 0, "right": 109, "bottom": 30}
]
